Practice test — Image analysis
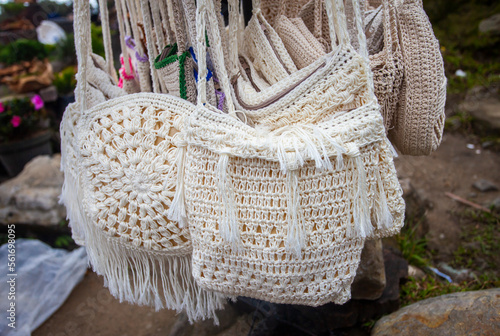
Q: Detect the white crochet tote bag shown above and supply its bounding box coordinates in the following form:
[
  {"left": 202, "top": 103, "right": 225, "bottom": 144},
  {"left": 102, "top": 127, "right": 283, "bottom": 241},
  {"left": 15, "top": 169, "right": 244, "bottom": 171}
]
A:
[
  {"left": 169, "top": 0, "right": 405, "bottom": 306},
  {"left": 60, "top": 0, "right": 226, "bottom": 323}
]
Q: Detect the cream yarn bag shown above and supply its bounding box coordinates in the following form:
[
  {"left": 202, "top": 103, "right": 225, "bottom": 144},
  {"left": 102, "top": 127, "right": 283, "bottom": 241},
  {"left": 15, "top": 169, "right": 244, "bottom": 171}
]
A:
[
  {"left": 389, "top": 0, "right": 446, "bottom": 156},
  {"left": 60, "top": 0, "right": 225, "bottom": 323},
  {"left": 168, "top": 0, "right": 404, "bottom": 306}
]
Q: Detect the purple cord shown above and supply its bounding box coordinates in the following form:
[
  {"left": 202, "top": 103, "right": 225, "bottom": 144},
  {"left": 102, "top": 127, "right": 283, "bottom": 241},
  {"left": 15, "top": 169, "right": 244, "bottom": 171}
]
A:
[
  {"left": 125, "top": 35, "right": 148, "bottom": 63},
  {"left": 215, "top": 90, "right": 225, "bottom": 111}
]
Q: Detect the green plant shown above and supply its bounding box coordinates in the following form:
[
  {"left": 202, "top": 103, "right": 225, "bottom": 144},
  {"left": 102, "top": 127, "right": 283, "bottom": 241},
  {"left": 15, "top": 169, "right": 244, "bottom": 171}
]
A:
[
  {"left": 52, "top": 33, "right": 77, "bottom": 65},
  {"left": 0, "top": 95, "right": 48, "bottom": 143},
  {"left": 0, "top": 3, "right": 24, "bottom": 22},
  {"left": 396, "top": 219, "right": 430, "bottom": 268},
  {"left": 91, "top": 23, "right": 106, "bottom": 58},
  {"left": 0, "top": 39, "right": 49, "bottom": 66},
  {"left": 401, "top": 274, "right": 499, "bottom": 307},
  {"left": 54, "top": 235, "right": 74, "bottom": 248},
  {"left": 53, "top": 67, "right": 77, "bottom": 96}
]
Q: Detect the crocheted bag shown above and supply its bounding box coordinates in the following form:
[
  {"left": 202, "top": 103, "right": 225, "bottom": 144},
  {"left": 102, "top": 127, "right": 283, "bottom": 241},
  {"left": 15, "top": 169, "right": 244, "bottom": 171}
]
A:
[
  {"left": 170, "top": 0, "right": 404, "bottom": 306},
  {"left": 388, "top": 0, "right": 446, "bottom": 155},
  {"left": 241, "top": 4, "right": 298, "bottom": 86},
  {"left": 367, "top": 0, "right": 404, "bottom": 133},
  {"left": 275, "top": 14, "right": 326, "bottom": 69},
  {"left": 60, "top": 0, "right": 226, "bottom": 323}
]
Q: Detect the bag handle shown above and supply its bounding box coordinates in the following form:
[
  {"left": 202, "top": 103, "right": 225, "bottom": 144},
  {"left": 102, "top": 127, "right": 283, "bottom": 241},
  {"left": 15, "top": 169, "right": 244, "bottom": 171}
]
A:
[
  {"left": 196, "top": 0, "right": 236, "bottom": 113},
  {"left": 98, "top": 0, "right": 117, "bottom": 82},
  {"left": 73, "top": 0, "right": 91, "bottom": 112}
]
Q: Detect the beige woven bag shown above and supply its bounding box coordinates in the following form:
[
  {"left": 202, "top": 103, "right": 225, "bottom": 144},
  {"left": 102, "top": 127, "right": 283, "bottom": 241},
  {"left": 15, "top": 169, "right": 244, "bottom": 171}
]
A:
[
  {"left": 168, "top": 0, "right": 404, "bottom": 306},
  {"left": 389, "top": 0, "right": 446, "bottom": 155},
  {"left": 241, "top": 2, "right": 298, "bottom": 86},
  {"left": 60, "top": 0, "right": 226, "bottom": 323},
  {"left": 275, "top": 13, "right": 326, "bottom": 69}
]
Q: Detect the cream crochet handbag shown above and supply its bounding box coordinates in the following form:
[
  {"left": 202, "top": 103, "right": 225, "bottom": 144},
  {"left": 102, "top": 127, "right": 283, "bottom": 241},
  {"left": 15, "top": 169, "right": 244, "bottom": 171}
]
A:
[
  {"left": 389, "top": 0, "right": 446, "bottom": 156},
  {"left": 168, "top": 0, "right": 404, "bottom": 306},
  {"left": 60, "top": 0, "right": 226, "bottom": 323}
]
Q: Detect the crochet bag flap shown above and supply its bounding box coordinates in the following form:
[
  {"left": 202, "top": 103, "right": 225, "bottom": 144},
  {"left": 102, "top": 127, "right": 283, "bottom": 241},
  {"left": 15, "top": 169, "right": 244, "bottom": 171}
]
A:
[
  {"left": 170, "top": 0, "right": 405, "bottom": 306},
  {"left": 60, "top": 0, "right": 226, "bottom": 323}
]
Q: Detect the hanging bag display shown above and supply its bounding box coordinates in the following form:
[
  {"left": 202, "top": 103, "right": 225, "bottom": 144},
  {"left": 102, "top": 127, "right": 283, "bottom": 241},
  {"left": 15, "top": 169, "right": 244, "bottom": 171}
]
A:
[{"left": 169, "top": 0, "right": 405, "bottom": 306}]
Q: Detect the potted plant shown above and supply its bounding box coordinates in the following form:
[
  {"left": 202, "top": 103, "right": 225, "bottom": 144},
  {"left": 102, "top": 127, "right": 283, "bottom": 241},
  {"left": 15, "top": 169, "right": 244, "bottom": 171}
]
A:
[
  {"left": 0, "top": 95, "right": 52, "bottom": 176},
  {"left": 53, "top": 66, "right": 76, "bottom": 119}
]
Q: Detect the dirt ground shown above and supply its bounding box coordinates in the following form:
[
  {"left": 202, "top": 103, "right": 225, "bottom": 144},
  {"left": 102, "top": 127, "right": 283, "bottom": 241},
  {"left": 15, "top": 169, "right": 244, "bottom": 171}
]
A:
[{"left": 33, "top": 131, "right": 500, "bottom": 336}]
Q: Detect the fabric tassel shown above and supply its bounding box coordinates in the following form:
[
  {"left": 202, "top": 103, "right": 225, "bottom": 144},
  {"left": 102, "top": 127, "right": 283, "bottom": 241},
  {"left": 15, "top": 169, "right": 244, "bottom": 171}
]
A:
[
  {"left": 348, "top": 153, "right": 374, "bottom": 238},
  {"left": 373, "top": 166, "right": 393, "bottom": 231},
  {"left": 59, "top": 171, "right": 86, "bottom": 246},
  {"left": 217, "top": 153, "right": 241, "bottom": 248},
  {"left": 286, "top": 169, "right": 305, "bottom": 258},
  {"left": 167, "top": 145, "right": 188, "bottom": 227}
]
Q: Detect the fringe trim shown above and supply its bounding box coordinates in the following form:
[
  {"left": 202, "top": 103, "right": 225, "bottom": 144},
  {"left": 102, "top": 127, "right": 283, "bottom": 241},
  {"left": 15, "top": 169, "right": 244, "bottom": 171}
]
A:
[
  {"left": 286, "top": 169, "right": 305, "bottom": 258},
  {"left": 59, "top": 170, "right": 86, "bottom": 246},
  {"left": 217, "top": 153, "right": 241, "bottom": 249},
  {"left": 344, "top": 142, "right": 374, "bottom": 239},
  {"left": 83, "top": 218, "right": 226, "bottom": 324},
  {"left": 167, "top": 145, "right": 188, "bottom": 227},
  {"left": 373, "top": 166, "right": 393, "bottom": 231}
]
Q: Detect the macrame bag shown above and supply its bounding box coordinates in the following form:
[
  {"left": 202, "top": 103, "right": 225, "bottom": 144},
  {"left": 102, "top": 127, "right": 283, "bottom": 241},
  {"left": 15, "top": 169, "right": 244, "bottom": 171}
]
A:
[
  {"left": 170, "top": 0, "right": 405, "bottom": 306},
  {"left": 60, "top": 0, "right": 226, "bottom": 323}
]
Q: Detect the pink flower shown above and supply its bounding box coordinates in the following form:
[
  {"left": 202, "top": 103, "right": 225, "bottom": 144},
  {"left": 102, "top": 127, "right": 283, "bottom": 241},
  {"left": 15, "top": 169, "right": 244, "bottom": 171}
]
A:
[
  {"left": 31, "top": 95, "right": 44, "bottom": 110},
  {"left": 11, "top": 116, "right": 21, "bottom": 128},
  {"left": 0, "top": 102, "right": 4, "bottom": 113}
]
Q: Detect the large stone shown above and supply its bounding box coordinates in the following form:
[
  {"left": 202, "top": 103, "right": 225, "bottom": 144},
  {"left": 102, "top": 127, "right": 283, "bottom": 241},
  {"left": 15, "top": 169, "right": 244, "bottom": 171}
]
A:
[
  {"left": 0, "top": 155, "right": 65, "bottom": 226},
  {"left": 460, "top": 96, "right": 500, "bottom": 131},
  {"left": 351, "top": 239, "right": 386, "bottom": 300},
  {"left": 372, "top": 288, "right": 500, "bottom": 336},
  {"left": 479, "top": 13, "right": 500, "bottom": 35}
]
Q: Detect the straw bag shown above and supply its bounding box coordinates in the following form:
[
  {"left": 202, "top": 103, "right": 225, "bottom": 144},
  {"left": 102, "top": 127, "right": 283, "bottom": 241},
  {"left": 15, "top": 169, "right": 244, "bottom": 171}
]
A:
[
  {"left": 169, "top": 0, "right": 404, "bottom": 306},
  {"left": 60, "top": 0, "right": 226, "bottom": 323}
]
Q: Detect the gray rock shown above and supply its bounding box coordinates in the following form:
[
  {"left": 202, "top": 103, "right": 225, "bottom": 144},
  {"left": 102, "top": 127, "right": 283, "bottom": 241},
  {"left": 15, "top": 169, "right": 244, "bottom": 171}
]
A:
[
  {"left": 0, "top": 155, "right": 65, "bottom": 226},
  {"left": 351, "top": 239, "right": 386, "bottom": 300},
  {"left": 39, "top": 85, "right": 58, "bottom": 103},
  {"left": 472, "top": 179, "right": 498, "bottom": 192},
  {"left": 372, "top": 288, "right": 500, "bottom": 336},
  {"left": 479, "top": 13, "right": 500, "bottom": 35},
  {"left": 491, "top": 197, "right": 500, "bottom": 211},
  {"left": 408, "top": 265, "right": 426, "bottom": 280},
  {"left": 460, "top": 97, "right": 500, "bottom": 131}
]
